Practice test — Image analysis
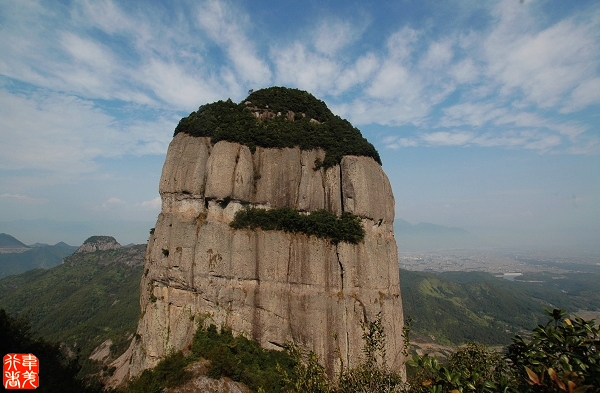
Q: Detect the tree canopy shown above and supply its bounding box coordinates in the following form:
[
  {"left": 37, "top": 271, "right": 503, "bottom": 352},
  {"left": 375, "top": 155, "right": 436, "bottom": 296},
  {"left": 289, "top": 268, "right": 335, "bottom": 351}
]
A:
[{"left": 174, "top": 87, "right": 381, "bottom": 168}]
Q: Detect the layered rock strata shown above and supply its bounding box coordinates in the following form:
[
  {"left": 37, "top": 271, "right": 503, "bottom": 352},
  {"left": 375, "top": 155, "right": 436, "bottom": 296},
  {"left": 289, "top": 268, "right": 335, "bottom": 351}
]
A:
[{"left": 110, "top": 133, "right": 403, "bottom": 385}]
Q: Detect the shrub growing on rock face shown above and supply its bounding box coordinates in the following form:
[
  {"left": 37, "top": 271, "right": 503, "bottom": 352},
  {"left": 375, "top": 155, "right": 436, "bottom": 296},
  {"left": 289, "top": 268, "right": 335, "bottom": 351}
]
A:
[
  {"left": 173, "top": 86, "right": 381, "bottom": 168},
  {"left": 191, "top": 324, "right": 296, "bottom": 392},
  {"left": 229, "top": 207, "right": 365, "bottom": 244},
  {"left": 281, "top": 312, "right": 406, "bottom": 393}
]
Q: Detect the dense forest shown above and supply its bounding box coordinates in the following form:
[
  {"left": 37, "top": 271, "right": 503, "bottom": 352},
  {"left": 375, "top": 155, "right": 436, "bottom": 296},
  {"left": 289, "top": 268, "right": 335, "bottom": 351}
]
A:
[
  {"left": 174, "top": 87, "right": 381, "bottom": 168},
  {"left": 0, "top": 245, "right": 145, "bottom": 379}
]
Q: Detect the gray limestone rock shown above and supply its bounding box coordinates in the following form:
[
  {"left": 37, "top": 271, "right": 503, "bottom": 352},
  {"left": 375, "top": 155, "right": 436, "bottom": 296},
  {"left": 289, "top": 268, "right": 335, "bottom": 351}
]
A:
[{"left": 108, "top": 134, "right": 404, "bottom": 388}]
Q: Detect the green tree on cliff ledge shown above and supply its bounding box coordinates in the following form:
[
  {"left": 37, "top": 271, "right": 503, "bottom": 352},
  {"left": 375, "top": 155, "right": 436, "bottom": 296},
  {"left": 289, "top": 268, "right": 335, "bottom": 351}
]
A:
[{"left": 174, "top": 86, "right": 381, "bottom": 168}]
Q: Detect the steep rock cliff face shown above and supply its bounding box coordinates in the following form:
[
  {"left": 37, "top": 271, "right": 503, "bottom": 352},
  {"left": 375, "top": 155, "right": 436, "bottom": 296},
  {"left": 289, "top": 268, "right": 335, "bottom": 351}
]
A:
[{"left": 110, "top": 133, "right": 403, "bottom": 385}]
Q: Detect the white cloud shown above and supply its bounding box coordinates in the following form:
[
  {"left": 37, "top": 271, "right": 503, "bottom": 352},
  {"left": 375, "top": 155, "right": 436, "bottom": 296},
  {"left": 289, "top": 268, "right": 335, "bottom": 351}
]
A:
[
  {"left": 313, "top": 19, "right": 365, "bottom": 56},
  {"left": 563, "top": 77, "right": 600, "bottom": 113},
  {"left": 0, "top": 193, "right": 48, "bottom": 204},
  {"left": 100, "top": 197, "right": 127, "bottom": 209},
  {"left": 419, "top": 40, "right": 453, "bottom": 72},
  {"left": 384, "top": 129, "right": 565, "bottom": 153},
  {"left": 484, "top": 1, "right": 600, "bottom": 110},
  {"left": 93, "top": 196, "right": 161, "bottom": 214},
  {"left": 272, "top": 43, "right": 341, "bottom": 96},
  {"left": 448, "top": 58, "right": 480, "bottom": 84},
  {"left": 138, "top": 59, "right": 224, "bottom": 111},
  {"left": 0, "top": 0, "right": 242, "bottom": 110},
  {"left": 196, "top": 0, "right": 271, "bottom": 87},
  {"left": 0, "top": 90, "right": 174, "bottom": 178},
  {"left": 334, "top": 53, "right": 379, "bottom": 94},
  {"left": 382, "top": 136, "right": 419, "bottom": 149},
  {"left": 421, "top": 131, "right": 475, "bottom": 146},
  {"left": 139, "top": 196, "right": 161, "bottom": 210}
]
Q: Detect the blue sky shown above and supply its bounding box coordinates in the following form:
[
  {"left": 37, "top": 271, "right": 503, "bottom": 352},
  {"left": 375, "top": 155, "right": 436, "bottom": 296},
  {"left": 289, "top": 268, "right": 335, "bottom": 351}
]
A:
[{"left": 0, "top": 0, "right": 599, "bottom": 251}]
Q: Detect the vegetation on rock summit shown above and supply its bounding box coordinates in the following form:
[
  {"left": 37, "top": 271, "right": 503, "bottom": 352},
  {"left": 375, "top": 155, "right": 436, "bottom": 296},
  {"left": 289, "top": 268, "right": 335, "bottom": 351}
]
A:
[{"left": 174, "top": 86, "right": 381, "bottom": 168}]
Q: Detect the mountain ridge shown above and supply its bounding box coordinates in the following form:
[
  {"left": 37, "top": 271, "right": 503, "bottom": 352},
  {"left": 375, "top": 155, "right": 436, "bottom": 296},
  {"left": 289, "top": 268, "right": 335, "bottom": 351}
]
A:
[
  {"left": 395, "top": 219, "right": 469, "bottom": 235},
  {"left": 394, "top": 219, "right": 476, "bottom": 251},
  {"left": 0, "top": 232, "right": 29, "bottom": 251},
  {"left": 0, "top": 237, "right": 78, "bottom": 278}
]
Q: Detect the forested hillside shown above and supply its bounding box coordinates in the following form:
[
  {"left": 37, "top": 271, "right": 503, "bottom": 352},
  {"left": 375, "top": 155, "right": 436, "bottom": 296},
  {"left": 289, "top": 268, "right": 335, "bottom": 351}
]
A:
[
  {"left": 0, "top": 244, "right": 145, "bottom": 377},
  {"left": 0, "top": 238, "right": 77, "bottom": 278},
  {"left": 402, "top": 269, "right": 600, "bottom": 345}
]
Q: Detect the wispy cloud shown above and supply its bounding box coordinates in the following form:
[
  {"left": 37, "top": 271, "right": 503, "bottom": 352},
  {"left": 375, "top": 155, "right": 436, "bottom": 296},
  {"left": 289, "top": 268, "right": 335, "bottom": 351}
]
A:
[
  {"left": 384, "top": 129, "right": 566, "bottom": 153},
  {"left": 0, "top": 90, "right": 175, "bottom": 179},
  {"left": 0, "top": 193, "right": 48, "bottom": 204},
  {"left": 484, "top": 1, "right": 600, "bottom": 111},
  {"left": 360, "top": 0, "right": 600, "bottom": 154},
  {"left": 196, "top": 0, "right": 271, "bottom": 89},
  {"left": 94, "top": 196, "right": 161, "bottom": 213},
  {"left": 0, "top": 0, "right": 599, "bottom": 198}
]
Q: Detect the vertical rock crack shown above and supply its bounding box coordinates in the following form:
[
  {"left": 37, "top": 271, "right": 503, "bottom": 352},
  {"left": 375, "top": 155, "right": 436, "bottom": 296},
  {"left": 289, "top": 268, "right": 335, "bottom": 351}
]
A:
[
  {"left": 336, "top": 244, "right": 350, "bottom": 367},
  {"left": 339, "top": 163, "right": 345, "bottom": 212}
]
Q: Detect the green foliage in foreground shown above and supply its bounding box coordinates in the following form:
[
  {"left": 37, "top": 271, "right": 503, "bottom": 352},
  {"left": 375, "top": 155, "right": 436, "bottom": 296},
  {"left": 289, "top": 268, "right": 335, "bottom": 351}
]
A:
[
  {"left": 0, "top": 309, "right": 89, "bottom": 392},
  {"left": 230, "top": 207, "right": 365, "bottom": 244},
  {"left": 124, "top": 323, "right": 297, "bottom": 392},
  {"left": 408, "top": 309, "right": 600, "bottom": 392},
  {"left": 124, "top": 351, "right": 191, "bottom": 393},
  {"left": 282, "top": 312, "right": 406, "bottom": 393},
  {"left": 508, "top": 308, "right": 600, "bottom": 392},
  {"left": 408, "top": 342, "right": 517, "bottom": 392},
  {"left": 174, "top": 87, "right": 381, "bottom": 168},
  {"left": 192, "top": 324, "right": 297, "bottom": 392},
  {"left": 121, "top": 308, "right": 600, "bottom": 393}
]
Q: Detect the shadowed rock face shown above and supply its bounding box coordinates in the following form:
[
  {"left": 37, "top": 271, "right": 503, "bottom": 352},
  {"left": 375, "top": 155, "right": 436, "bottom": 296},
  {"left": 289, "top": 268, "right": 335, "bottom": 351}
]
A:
[{"left": 109, "top": 133, "right": 404, "bottom": 386}]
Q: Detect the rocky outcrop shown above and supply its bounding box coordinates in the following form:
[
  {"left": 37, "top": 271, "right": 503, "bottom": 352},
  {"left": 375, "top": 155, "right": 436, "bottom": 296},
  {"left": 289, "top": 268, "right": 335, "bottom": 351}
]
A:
[
  {"left": 75, "top": 236, "right": 121, "bottom": 254},
  {"left": 109, "top": 133, "right": 403, "bottom": 386},
  {"left": 165, "top": 360, "right": 250, "bottom": 393}
]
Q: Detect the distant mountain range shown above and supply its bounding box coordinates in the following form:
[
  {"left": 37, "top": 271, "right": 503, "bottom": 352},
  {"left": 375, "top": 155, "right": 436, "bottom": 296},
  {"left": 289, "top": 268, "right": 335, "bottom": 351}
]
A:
[
  {"left": 0, "top": 233, "right": 77, "bottom": 278},
  {"left": 0, "top": 233, "right": 30, "bottom": 249},
  {"left": 394, "top": 219, "right": 476, "bottom": 251},
  {"left": 394, "top": 219, "right": 469, "bottom": 235}
]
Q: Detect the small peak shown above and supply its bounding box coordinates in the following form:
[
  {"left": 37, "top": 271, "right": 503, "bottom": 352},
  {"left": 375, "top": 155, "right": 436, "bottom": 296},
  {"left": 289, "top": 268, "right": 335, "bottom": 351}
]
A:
[{"left": 76, "top": 236, "right": 121, "bottom": 254}]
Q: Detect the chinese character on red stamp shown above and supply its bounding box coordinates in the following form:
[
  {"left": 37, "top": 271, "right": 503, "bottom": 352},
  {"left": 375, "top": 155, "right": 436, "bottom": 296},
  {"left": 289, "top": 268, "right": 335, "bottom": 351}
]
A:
[{"left": 3, "top": 354, "right": 39, "bottom": 390}]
